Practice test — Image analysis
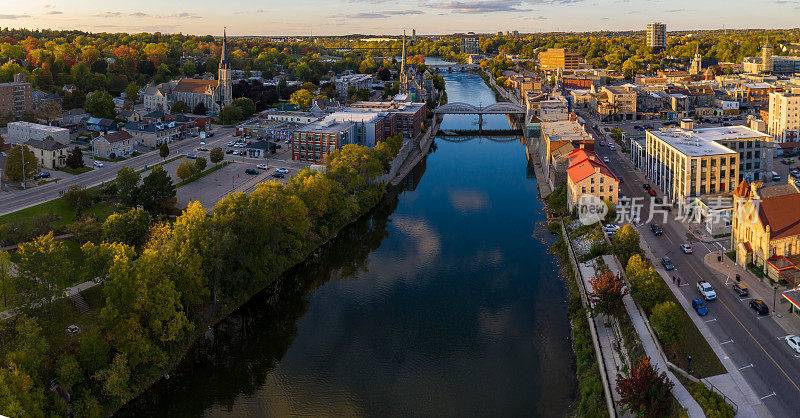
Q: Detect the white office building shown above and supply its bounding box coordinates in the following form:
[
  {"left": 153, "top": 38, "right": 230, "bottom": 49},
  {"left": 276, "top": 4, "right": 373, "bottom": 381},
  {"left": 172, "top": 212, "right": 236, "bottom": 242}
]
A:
[{"left": 7, "top": 121, "right": 70, "bottom": 145}]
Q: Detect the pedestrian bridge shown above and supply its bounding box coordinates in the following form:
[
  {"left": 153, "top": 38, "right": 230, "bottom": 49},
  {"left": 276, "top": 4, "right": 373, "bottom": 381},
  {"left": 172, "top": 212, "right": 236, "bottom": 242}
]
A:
[
  {"left": 438, "top": 135, "right": 521, "bottom": 143},
  {"left": 434, "top": 102, "right": 526, "bottom": 115}
]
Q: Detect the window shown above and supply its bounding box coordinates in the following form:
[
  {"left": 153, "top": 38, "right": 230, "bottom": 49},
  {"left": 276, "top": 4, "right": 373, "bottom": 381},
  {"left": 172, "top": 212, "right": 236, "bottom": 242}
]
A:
[
  {"left": 582, "top": 187, "right": 586, "bottom": 193},
  {"left": 591, "top": 187, "right": 595, "bottom": 193}
]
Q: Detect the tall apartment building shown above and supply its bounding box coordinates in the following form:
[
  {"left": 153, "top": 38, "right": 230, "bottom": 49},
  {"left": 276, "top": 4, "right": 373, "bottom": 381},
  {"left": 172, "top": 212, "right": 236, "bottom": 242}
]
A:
[
  {"left": 538, "top": 48, "right": 581, "bottom": 70},
  {"left": 461, "top": 33, "right": 479, "bottom": 55},
  {"left": 0, "top": 73, "right": 34, "bottom": 118},
  {"left": 767, "top": 91, "right": 800, "bottom": 142},
  {"left": 646, "top": 22, "right": 667, "bottom": 51}
]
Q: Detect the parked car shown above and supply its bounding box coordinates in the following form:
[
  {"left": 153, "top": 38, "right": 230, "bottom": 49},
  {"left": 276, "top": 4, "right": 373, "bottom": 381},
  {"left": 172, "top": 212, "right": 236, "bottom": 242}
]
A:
[
  {"left": 733, "top": 283, "right": 749, "bottom": 297},
  {"left": 93, "top": 161, "right": 104, "bottom": 167},
  {"left": 603, "top": 224, "right": 619, "bottom": 233},
  {"left": 599, "top": 140, "right": 606, "bottom": 146},
  {"left": 271, "top": 172, "right": 285, "bottom": 178},
  {"left": 199, "top": 141, "right": 206, "bottom": 145},
  {"left": 276, "top": 145, "right": 282, "bottom": 149},
  {"left": 796, "top": 180, "right": 800, "bottom": 188},
  {"left": 651, "top": 224, "right": 664, "bottom": 236},
  {"left": 275, "top": 167, "right": 289, "bottom": 174},
  {"left": 256, "top": 164, "right": 268, "bottom": 170},
  {"left": 661, "top": 256, "right": 675, "bottom": 270},
  {"left": 205, "top": 132, "right": 214, "bottom": 137},
  {"left": 609, "top": 145, "right": 616, "bottom": 151},
  {"left": 680, "top": 244, "right": 693, "bottom": 254},
  {"left": 691, "top": 298, "right": 709, "bottom": 316},
  {"left": 186, "top": 153, "right": 197, "bottom": 159},
  {"left": 648, "top": 189, "right": 657, "bottom": 196},
  {"left": 244, "top": 168, "right": 259, "bottom": 175},
  {"left": 35, "top": 172, "right": 51, "bottom": 179},
  {"left": 632, "top": 213, "right": 641, "bottom": 224},
  {"left": 749, "top": 299, "right": 769, "bottom": 315},
  {"left": 227, "top": 141, "right": 235, "bottom": 146},
  {"left": 791, "top": 170, "right": 800, "bottom": 178},
  {"left": 643, "top": 183, "right": 651, "bottom": 190},
  {"left": 786, "top": 335, "right": 800, "bottom": 353},
  {"left": 603, "top": 156, "right": 610, "bottom": 163},
  {"left": 697, "top": 281, "right": 717, "bottom": 300},
  {"left": 225, "top": 150, "right": 234, "bottom": 154}
]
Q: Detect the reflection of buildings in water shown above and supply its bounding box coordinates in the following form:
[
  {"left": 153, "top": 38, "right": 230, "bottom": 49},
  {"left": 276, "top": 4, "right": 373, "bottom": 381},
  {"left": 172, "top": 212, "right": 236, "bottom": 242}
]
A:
[{"left": 399, "top": 154, "right": 427, "bottom": 192}]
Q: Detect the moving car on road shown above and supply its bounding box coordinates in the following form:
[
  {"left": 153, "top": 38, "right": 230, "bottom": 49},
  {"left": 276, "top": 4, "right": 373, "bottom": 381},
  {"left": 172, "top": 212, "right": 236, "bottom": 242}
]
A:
[
  {"left": 275, "top": 167, "right": 289, "bottom": 174},
  {"left": 733, "top": 283, "right": 749, "bottom": 296},
  {"left": 651, "top": 224, "right": 664, "bottom": 236},
  {"left": 648, "top": 189, "right": 657, "bottom": 196},
  {"left": 680, "top": 244, "right": 693, "bottom": 254},
  {"left": 661, "top": 256, "right": 674, "bottom": 271},
  {"left": 271, "top": 172, "right": 285, "bottom": 178},
  {"left": 691, "top": 298, "right": 709, "bottom": 316},
  {"left": 603, "top": 156, "right": 610, "bottom": 163},
  {"left": 697, "top": 281, "right": 717, "bottom": 300},
  {"left": 93, "top": 161, "right": 103, "bottom": 167},
  {"left": 749, "top": 299, "right": 769, "bottom": 315},
  {"left": 186, "top": 153, "right": 197, "bottom": 159},
  {"left": 244, "top": 168, "right": 259, "bottom": 175},
  {"left": 256, "top": 164, "right": 268, "bottom": 170},
  {"left": 786, "top": 335, "right": 800, "bottom": 353}
]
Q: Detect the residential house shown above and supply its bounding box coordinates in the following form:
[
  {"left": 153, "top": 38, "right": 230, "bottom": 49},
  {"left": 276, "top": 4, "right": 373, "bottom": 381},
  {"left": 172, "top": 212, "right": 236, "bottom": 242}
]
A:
[
  {"left": 85, "top": 117, "right": 116, "bottom": 132},
  {"left": 122, "top": 121, "right": 180, "bottom": 148},
  {"left": 24, "top": 138, "right": 68, "bottom": 169},
  {"left": 91, "top": 131, "right": 135, "bottom": 158}
]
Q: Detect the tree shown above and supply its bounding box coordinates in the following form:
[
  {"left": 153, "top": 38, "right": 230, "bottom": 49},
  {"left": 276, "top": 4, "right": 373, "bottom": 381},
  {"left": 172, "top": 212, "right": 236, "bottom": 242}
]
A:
[
  {"left": 192, "top": 101, "right": 207, "bottom": 115},
  {"left": 0, "top": 250, "right": 16, "bottom": 307},
  {"left": 616, "top": 356, "right": 674, "bottom": 417},
  {"left": 65, "top": 215, "right": 102, "bottom": 244},
  {"left": 78, "top": 328, "right": 109, "bottom": 373},
  {"left": 587, "top": 269, "right": 628, "bottom": 319},
  {"left": 233, "top": 97, "right": 255, "bottom": 118},
  {"left": 290, "top": 89, "right": 313, "bottom": 110},
  {"left": 159, "top": 142, "right": 169, "bottom": 160},
  {"left": 85, "top": 90, "right": 115, "bottom": 119},
  {"left": 0, "top": 363, "right": 45, "bottom": 417},
  {"left": 181, "top": 61, "right": 196, "bottom": 77},
  {"left": 209, "top": 147, "right": 224, "bottom": 166},
  {"left": 289, "top": 168, "right": 352, "bottom": 238},
  {"left": 5, "top": 315, "right": 49, "bottom": 377},
  {"left": 138, "top": 165, "right": 176, "bottom": 214},
  {"left": 611, "top": 225, "right": 641, "bottom": 268},
  {"left": 170, "top": 100, "right": 189, "bottom": 114},
  {"left": 626, "top": 255, "right": 670, "bottom": 314},
  {"left": 116, "top": 166, "right": 140, "bottom": 206},
  {"left": 194, "top": 156, "right": 207, "bottom": 173},
  {"left": 123, "top": 81, "right": 139, "bottom": 103},
  {"left": 16, "top": 232, "right": 74, "bottom": 300},
  {"left": 37, "top": 99, "right": 62, "bottom": 122},
  {"left": 219, "top": 105, "right": 242, "bottom": 125},
  {"left": 4, "top": 145, "right": 38, "bottom": 182},
  {"left": 176, "top": 161, "right": 193, "bottom": 181},
  {"left": 96, "top": 354, "right": 133, "bottom": 407},
  {"left": 56, "top": 355, "right": 84, "bottom": 392},
  {"left": 62, "top": 185, "right": 92, "bottom": 214},
  {"left": 102, "top": 208, "right": 151, "bottom": 249},
  {"left": 65, "top": 146, "right": 85, "bottom": 169},
  {"left": 650, "top": 301, "right": 683, "bottom": 347}
]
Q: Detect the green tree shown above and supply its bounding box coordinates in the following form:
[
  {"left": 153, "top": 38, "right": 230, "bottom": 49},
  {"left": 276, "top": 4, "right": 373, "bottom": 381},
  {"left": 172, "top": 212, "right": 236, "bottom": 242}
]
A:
[
  {"left": 289, "top": 168, "right": 353, "bottom": 238},
  {"left": 37, "top": 99, "right": 62, "bottom": 122},
  {"left": 123, "top": 81, "right": 139, "bottom": 103},
  {"left": 96, "top": 353, "right": 133, "bottom": 407},
  {"left": 176, "top": 160, "right": 193, "bottom": 181},
  {"left": 65, "top": 215, "right": 102, "bottom": 244},
  {"left": 115, "top": 166, "right": 140, "bottom": 206},
  {"left": 56, "top": 355, "right": 84, "bottom": 392},
  {"left": 290, "top": 89, "right": 313, "bottom": 110},
  {"left": 4, "top": 145, "right": 38, "bottom": 182},
  {"left": 612, "top": 225, "right": 641, "bottom": 268},
  {"left": 209, "top": 147, "right": 224, "bottom": 166},
  {"left": 181, "top": 61, "right": 196, "bottom": 77},
  {"left": 219, "top": 105, "right": 243, "bottom": 124},
  {"left": 159, "top": 142, "right": 169, "bottom": 160},
  {"left": 16, "top": 232, "right": 74, "bottom": 301},
  {"left": 194, "top": 156, "right": 207, "bottom": 173},
  {"left": 192, "top": 101, "right": 207, "bottom": 115},
  {"left": 170, "top": 100, "right": 189, "bottom": 114},
  {"left": 0, "top": 363, "right": 45, "bottom": 417},
  {"left": 138, "top": 165, "right": 176, "bottom": 214},
  {"left": 0, "top": 250, "right": 16, "bottom": 307},
  {"left": 6, "top": 315, "right": 49, "bottom": 377},
  {"left": 102, "top": 208, "right": 151, "bottom": 249},
  {"left": 85, "top": 90, "right": 115, "bottom": 119},
  {"left": 626, "top": 255, "right": 670, "bottom": 314},
  {"left": 650, "top": 301, "right": 683, "bottom": 347},
  {"left": 78, "top": 328, "right": 110, "bottom": 373},
  {"left": 233, "top": 97, "right": 255, "bottom": 118},
  {"left": 62, "top": 185, "right": 92, "bottom": 214},
  {"left": 65, "top": 146, "right": 85, "bottom": 169}
]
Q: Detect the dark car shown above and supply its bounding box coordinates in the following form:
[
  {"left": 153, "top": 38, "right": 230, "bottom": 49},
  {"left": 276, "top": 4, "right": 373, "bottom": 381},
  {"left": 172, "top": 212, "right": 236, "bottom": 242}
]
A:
[
  {"left": 651, "top": 224, "right": 664, "bottom": 236},
  {"left": 271, "top": 172, "right": 285, "bottom": 178},
  {"left": 35, "top": 172, "right": 51, "bottom": 179},
  {"left": 643, "top": 184, "right": 651, "bottom": 190},
  {"left": 225, "top": 150, "right": 234, "bottom": 154},
  {"left": 661, "top": 256, "right": 674, "bottom": 271},
  {"left": 749, "top": 299, "right": 769, "bottom": 315},
  {"left": 733, "top": 283, "right": 749, "bottom": 297},
  {"left": 648, "top": 189, "right": 657, "bottom": 196},
  {"left": 206, "top": 132, "right": 215, "bottom": 137},
  {"left": 692, "top": 298, "right": 709, "bottom": 316},
  {"left": 244, "top": 168, "right": 259, "bottom": 175},
  {"left": 186, "top": 153, "right": 197, "bottom": 159}
]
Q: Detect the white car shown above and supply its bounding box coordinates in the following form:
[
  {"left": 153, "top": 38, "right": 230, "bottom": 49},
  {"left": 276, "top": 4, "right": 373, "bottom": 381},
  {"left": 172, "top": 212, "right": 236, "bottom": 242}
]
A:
[
  {"left": 697, "top": 281, "right": 717, "bottom": 301},
  {"left": 199, "top": 141, "right": 206, "bottom": 145},
  {"left": 256, "top": 164, "right": 268, "bottom": 170},
  {"left": 276, "top": 167, "right": 289, "bottom": 174},
  {"left": 227, "top": 141, "right": 235, "bottom": 146},
  {"left": 786, "top": 335, "right": 800, "bottom": 353},
  {"left": 603, "top": 156, "right": 610, "bottom": 163},
  {"left": 93, "top": 161, "right": 104, "bottom": 167},
  {"left": 609, "top": 145, "right": 616, "bottom": 151},
  {"left": 632, "top": 213, "right": 641, "bottom": 224},
  {"left": 680, "top": 244, "right": 693, "bottom": 254}
]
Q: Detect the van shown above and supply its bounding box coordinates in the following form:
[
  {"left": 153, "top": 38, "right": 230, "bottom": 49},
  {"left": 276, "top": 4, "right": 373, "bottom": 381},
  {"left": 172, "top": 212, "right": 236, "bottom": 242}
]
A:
[{"left": 772, "top": 171, "right": 781, "bottom": 181}]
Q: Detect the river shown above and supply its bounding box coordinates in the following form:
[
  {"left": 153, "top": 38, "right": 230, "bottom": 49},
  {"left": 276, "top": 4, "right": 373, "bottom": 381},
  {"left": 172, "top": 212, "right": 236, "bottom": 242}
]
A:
[{"left": 123, "top": 60, "right": 577, "bottom": 417}]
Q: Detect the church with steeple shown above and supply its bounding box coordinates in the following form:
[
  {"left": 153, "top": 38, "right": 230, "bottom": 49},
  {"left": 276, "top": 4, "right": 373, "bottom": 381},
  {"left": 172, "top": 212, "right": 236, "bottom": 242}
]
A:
[{"left": 142, "top": 28, "right": 233, "bottom": 114}]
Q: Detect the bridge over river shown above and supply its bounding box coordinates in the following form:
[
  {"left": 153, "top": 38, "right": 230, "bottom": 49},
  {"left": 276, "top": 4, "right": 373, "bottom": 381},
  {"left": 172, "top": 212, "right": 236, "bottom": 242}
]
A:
[{"left": 434, "top": 102, "right": 527, "bottom": 132}]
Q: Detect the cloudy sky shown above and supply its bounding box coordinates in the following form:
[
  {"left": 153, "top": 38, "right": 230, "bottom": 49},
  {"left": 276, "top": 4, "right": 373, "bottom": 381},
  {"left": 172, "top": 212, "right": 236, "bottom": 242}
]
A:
[{"left": 3, "top": 0, "right": 798, "bottom": 36}]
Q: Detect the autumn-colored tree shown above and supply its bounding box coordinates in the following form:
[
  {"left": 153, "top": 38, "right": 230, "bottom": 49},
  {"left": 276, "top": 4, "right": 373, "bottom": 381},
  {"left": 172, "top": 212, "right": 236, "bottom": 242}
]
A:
[
  {"left": 290, "top": 88, "right": 313, "bottom": 110},
  {"left": 209, "top": 147, "right": 224, "bottom": 166},
  {"left": 16, "top": 232, "right": 74, "bottom": 301},
  {"left": 612, "top": 224, "right": 641, "bottom": 268},
  {"left": 176, "top": 160, "right": 193, "bottom": 181},
  {"left": 626, "top": 255, "right": 670, "bottom": 314},
  {"left": 616, "top": 356, "right": 674, "bottom": 417},
  {"left": 650, "top": 301, "right": 683, "bottom": 348},
  {"left": 587, "top": 269, "right": 628, "bottom": 319},
  {"left": 102, "top": 208, "right": 151, "bottom": 249},
  {"left": 0, "top": 250, "right": 16, "bottom": 307}
]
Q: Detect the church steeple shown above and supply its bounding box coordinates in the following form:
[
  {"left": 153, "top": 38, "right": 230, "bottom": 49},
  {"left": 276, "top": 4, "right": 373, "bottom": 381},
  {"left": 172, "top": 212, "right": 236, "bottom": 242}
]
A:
[
  {"left": 400, "top": 30, "right": 409, "bottom": 95},
  {"left": 220, "top": 27, "right": 230, "bottom": 70}
]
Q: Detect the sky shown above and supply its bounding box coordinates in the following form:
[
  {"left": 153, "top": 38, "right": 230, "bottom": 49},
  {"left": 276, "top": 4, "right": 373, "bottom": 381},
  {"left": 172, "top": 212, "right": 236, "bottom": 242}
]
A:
[{"left": 1, "top": 0, "right": 798, "bottom": 36}]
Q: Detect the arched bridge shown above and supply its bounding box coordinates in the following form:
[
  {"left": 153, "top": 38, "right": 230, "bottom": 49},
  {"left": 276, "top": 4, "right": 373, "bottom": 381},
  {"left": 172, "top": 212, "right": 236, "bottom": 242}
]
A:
[{"left": 434, "top": 102, "right": 526, "bottom": 115}]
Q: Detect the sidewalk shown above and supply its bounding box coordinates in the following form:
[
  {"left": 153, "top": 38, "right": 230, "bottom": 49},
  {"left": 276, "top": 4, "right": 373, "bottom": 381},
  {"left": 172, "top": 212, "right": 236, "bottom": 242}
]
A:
[
  {"left": 0, "top": 279, "right": 101, "bottom": 320},
  {"left": 703, "top": 252, "right": 800, "bottom": 336},
  {"left": 602, "top": 255, "right": 704, "bottom": 418}
]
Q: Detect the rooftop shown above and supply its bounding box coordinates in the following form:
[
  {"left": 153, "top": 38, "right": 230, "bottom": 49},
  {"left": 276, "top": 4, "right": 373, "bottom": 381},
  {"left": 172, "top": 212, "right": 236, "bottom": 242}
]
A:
[
  {"left": 542, "top": 119, "right": 590, "bottom": 142},
  {"left": 24, "top": 138, "right": 67, "bottom": 151},
  {"left": 9, "top": 121, "right": 68, "bottom": 132},
  {"left": 297, "top": 118, "right": 355, "bottom": 134},
  {"left": 647, "top": 126, "right": 770, "bottom": 157}
]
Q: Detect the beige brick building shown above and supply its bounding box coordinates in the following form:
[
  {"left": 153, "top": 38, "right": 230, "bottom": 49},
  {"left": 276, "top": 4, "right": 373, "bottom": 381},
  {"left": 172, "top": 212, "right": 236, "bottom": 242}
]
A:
[
  {"left": 92, "top": 131, "right": 135, "bottom": 158},
  {"left": 566, "top": 149, "right": 619, "bottom": 210},
  {"left": 25, "top": 138, "right": 68, "bottom": 169}
]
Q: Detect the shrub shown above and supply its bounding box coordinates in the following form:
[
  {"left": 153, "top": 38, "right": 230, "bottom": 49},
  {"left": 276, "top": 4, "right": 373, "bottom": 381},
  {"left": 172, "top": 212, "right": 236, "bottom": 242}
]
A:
[{"left": 691, "top": 384, "right": 735, "bottom": 418}]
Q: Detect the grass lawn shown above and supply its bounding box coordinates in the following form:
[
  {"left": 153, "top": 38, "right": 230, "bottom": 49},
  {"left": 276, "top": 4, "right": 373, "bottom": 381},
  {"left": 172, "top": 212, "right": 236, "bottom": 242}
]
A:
[
  {"left": 0, "top": 198, "right": 115, "bottom": 228},
  {"left": 176, "top": 161, "right": 231, "bottom": 187},
  {"left": 61, "top": 166, "right": 94, "bottom": 175}
]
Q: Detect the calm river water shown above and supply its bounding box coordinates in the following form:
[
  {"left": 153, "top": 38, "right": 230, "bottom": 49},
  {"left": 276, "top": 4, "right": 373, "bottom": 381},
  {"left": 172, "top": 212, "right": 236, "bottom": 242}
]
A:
[{"left": 123, "top": 61, "right": 577, "bottom": 417}]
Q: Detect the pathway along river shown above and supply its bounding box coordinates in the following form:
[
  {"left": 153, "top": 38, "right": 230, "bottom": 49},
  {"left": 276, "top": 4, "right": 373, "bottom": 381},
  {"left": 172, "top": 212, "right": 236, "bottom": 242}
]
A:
[{"left": 122, "top": 65, "right": 577, "bottom": 417}]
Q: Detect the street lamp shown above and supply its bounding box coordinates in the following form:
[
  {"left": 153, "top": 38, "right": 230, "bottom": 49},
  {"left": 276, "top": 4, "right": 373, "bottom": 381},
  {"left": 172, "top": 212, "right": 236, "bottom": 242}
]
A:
[{"left": 773, "top": 285, "right": 779, "bottom": 313}]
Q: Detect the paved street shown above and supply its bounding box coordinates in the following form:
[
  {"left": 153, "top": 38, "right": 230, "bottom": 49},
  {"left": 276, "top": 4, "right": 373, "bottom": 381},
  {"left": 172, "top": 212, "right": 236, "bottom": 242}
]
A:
[{"left": 588, "top": 120, "right": 800, "bottom": 417}]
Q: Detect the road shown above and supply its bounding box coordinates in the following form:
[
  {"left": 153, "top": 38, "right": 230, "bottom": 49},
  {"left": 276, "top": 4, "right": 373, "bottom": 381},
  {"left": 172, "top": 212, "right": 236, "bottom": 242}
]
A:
[
  {"left": 588, "top": 121, "right": 800, "bottom": 416},
  {"left": 0, "top": 126, "right": 240, "bottom": 216}
]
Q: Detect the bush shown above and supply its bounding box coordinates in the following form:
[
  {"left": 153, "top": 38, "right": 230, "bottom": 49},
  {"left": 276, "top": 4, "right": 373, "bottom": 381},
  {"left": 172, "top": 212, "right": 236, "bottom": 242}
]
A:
[
  {"left": 0, "top": 213, "right": 59, "bottom": 246},
  {"left": 691, "top": 384, "right": 735, "bottom": 418},
  {"left": 62, "top": 186, "right": 92, "bottom": 214}
]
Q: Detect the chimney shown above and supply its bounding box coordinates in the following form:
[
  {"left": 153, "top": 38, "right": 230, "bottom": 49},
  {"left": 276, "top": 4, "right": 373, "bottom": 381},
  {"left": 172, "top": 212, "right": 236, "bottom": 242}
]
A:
[{"left": 680, "top": 118, "right": 694, "bottom": 131}]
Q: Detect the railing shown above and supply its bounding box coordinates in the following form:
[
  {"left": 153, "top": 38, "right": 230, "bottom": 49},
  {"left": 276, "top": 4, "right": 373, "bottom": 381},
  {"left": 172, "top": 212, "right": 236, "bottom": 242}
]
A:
[{"left": 701, "top": 378, "right": 739, "bottom": 414}]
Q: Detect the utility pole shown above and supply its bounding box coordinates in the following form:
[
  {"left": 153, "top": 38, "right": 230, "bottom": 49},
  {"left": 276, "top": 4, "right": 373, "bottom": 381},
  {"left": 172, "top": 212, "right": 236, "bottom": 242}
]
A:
[{"left": 21, "top": 145, "right": 26, "bottom": 189}]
